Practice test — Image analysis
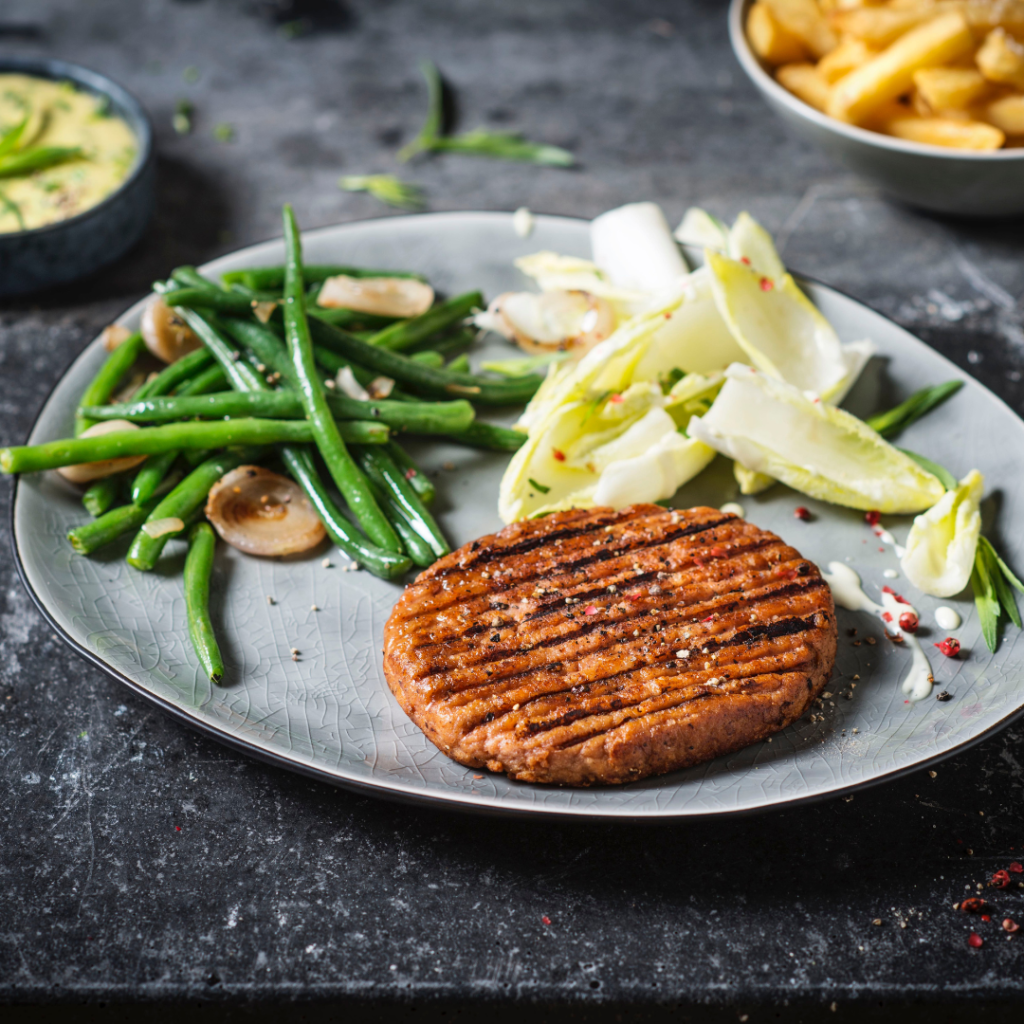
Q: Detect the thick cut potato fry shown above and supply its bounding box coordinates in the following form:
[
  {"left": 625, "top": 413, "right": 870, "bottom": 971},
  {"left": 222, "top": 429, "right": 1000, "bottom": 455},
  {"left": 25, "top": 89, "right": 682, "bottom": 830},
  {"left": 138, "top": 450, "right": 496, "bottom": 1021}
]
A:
[
  {"left": 828, "top": 11, "right": 975, "bottom": 123},
  {"left": 913, "top": 66, "right": 990, "bottom": 107},
  {"left": 963, "top": 0, "right": 1024, "bottom": 35},
  {"left": 764, "top": 0, "right": 838, "bottom": 58},
  {"left": 830, "top": 6, "right": 938, "bottom": 47},
  {"left": 817, "top": 38, "right": 876, "bottom": 82},
  {"left": 981, "top": 91, "right": 1024, "bottom": 133},
  {"left": 977, "top": 28, "right": 1024, "bottom": 89},
  {"left": 777, "top": 62, "right": 833, "bottom": 110},
  {"left": 748, "top": 2, "right": 810, "bottom": 64},
  {"left": 879, "top": 111, "right": 1006, "bottom": 148}
]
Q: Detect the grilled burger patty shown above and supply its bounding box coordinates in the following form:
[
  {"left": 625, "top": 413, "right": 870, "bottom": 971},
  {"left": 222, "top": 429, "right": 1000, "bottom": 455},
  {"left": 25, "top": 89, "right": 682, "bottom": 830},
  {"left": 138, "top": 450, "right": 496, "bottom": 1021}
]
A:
[{"left": 383, "top": 504, "right": 837, "bottom": 786}]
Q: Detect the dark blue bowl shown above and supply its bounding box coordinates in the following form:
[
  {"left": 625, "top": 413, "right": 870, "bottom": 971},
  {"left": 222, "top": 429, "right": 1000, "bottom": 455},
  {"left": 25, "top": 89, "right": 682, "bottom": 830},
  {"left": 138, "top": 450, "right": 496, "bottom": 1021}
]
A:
[{"left": 0, "top": 56, "right": 155, "bottom": 298}]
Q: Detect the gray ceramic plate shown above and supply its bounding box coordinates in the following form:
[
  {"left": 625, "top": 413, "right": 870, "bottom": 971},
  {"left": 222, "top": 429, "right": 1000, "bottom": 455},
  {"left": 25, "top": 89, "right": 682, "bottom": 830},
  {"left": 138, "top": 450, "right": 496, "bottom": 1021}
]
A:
[{"left": 12, "top": 212, "right": 1024, "bottom": 818}]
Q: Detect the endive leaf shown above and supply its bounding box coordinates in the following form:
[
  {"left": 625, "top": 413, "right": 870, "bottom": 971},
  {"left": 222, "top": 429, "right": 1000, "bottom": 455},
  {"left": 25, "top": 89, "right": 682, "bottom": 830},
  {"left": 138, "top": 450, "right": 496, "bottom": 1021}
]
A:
[
  {"left": 899, "top": 469, "right": 983, "bottom": 597},
  {"left": 705, "top": 250, "right": 873, "bottom": 401},
  {"left": 674, "top": 207, "right": 729, "bottom": 251},
  {"left": 687, "top": 365, "right": 946, "bottom": 514}
]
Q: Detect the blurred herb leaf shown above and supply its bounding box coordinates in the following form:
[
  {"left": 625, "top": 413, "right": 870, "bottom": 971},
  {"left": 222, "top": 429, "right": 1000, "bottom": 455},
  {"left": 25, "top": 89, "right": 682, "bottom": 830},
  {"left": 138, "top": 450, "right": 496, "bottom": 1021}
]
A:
[
  {"left": 173, "top": 99, "right": 193, "bottom": 135},
  {"left": 398, "top": 60, "right": 573, "bottom": 167},
  {"left": 339, "top": 174, "right": 425, "bottom": 210}
]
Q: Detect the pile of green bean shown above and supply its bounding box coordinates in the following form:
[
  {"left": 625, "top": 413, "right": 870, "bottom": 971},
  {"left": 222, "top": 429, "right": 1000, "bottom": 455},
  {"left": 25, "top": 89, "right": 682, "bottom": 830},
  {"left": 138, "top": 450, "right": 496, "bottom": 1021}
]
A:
[{"left": 1, "top": 205, "right": 536, "bottom": 685}]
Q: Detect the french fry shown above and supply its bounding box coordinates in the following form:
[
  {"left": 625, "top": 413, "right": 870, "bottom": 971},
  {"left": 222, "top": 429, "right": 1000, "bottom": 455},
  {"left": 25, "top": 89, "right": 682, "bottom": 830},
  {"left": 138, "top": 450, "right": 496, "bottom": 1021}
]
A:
[
  {"left": 878, "top": 111, "right": 1006, "bottom": 148},
  {"left": 980, "top": 91, "right": 1024, "bottom": 133},
  {"left": 913, "top": 66, "right": 990, "bottom": 107},
  {"left": 817, "top": 38, "right": 876, "bottom": 82},
  {"left": 777, "top": 62, "right": 833, "bottom": 111},
  {"left": 963, "top": 0, "right": 1024, "bottom": 35},
  {"left": 828, "top": 11, "right": 975, "bottom": 123},
  {"left": 763, "top": 0, "right": 838, "bottom": 59},
  {"left": 748, "top": 2, "right": 811, "bottom": 64},
  {"left": 830, "top": 5, "right": 939, "bottom": 47},
  {"left": 976, "top": 28, "right": 1024, "bottom": 89}
]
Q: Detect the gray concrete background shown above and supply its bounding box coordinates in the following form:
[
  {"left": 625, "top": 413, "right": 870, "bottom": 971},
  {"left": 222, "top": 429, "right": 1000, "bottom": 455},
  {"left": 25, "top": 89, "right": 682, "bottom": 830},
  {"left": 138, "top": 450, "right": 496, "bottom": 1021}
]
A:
[{"left": 1, "top": 0, "right": 1023, "bottom": 1017}]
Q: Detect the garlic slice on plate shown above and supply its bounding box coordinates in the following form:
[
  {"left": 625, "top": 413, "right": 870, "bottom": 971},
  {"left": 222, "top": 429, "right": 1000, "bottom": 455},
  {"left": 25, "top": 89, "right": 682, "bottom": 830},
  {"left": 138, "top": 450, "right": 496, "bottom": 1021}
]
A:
[
  {"left": 479, "top": 290, "right": 615, "bottom": 356},
  {"left": 317, "top": 275, "right": 434, "bottom": 318}
]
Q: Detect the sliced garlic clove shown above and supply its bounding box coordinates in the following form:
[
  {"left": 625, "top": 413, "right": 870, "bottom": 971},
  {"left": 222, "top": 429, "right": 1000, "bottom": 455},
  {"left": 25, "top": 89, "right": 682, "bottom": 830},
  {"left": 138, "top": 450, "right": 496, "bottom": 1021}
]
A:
[
  {"left": 56, "top": 420, "right": 149, "bottom": 484},
  {"left": 481, "top": 290, "right": 615, "bottom": 356},
  {"left": 335, "top": 366, "right": 370, "bottom": 401},
  {"left": 367, "top": 376, "right": 395, "bottom": 399},
  {"left": 141, "top": 296, "right": 202, "bottom": 364},
  {"left": 316, "top": 275, "right": 434, "bottom": 318},
  {"left": 205, "top": 466, "right": 326, "bottom": 557}
]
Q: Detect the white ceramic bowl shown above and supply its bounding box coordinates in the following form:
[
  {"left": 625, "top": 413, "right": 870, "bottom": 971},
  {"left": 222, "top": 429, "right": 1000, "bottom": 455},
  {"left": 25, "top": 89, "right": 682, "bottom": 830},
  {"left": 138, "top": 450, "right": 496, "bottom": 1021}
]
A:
[{"left": 729, "top": 0, "right": 1024, "bottom": 217}]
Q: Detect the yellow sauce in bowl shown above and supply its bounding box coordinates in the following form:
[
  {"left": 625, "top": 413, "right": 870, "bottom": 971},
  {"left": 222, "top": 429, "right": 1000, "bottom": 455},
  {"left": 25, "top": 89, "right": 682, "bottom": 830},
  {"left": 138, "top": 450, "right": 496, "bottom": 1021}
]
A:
[{"left": 0, "top": 73, "right": 138, "bottom": 234}]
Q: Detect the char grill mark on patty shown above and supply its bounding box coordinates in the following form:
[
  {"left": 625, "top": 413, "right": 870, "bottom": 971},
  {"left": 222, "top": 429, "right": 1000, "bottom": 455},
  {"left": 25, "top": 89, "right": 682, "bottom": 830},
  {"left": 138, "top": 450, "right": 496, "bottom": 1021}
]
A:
[
  {"left": 404, "top": 529, "right": 820, "bottom": 675},
  {"left": 383, "top": 505, "right": 837, "bottom": 786}
]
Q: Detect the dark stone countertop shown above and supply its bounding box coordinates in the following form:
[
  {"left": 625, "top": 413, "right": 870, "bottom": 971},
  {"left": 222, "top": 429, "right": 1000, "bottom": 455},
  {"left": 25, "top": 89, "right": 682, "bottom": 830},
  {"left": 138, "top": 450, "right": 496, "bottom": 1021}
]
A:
[{"left": 2, "top": 2, "right": 1023, "bottom": 1020}]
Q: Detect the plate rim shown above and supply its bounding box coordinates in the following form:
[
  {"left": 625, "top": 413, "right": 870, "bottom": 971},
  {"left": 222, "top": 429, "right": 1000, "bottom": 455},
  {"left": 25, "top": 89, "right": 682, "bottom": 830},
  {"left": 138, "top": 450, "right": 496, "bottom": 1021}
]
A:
[{"left": 10, "top": 209, "right": 1024, "bottom": 820}]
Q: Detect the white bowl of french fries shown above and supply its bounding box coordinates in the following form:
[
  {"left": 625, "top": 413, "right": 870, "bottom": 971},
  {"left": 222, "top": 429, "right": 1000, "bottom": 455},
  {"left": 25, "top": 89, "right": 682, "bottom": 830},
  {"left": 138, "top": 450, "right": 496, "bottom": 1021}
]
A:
[{"left": 730, "top": 0, "right": 1024, "bottom": 216}]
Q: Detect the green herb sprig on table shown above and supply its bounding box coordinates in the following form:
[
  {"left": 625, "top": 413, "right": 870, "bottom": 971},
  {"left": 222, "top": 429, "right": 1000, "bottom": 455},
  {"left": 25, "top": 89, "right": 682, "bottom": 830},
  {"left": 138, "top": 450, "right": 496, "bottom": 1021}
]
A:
[
  {"left": 397, "top": 60, "right": 574, "bottom": 167},
  {"left": 339, "top": 174, "right": 425, "bottom": 210}
]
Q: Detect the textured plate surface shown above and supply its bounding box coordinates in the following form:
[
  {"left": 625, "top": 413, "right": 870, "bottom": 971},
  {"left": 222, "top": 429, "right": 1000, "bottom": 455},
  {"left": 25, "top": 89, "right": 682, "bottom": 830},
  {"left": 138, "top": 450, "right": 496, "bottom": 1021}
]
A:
[{"left": 12, "top": 212, "right": 1024, "bottom": 817}]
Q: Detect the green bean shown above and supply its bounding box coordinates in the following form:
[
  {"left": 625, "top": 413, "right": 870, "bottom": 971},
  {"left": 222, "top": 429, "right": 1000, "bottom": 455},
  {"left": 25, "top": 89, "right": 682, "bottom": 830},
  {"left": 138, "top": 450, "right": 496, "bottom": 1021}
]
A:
[
  {"left": 82, "top": 474, "right": 126, "bottom": 517},
  {"left": 380, "top": 492, "right": 436, "bottom": 567},
  {"left": 133, "top": 348, "right": 215, "bottom": 401},
  {"left": 163, "top": 286, "right": 257, "bottom": 316},
  {"left": 1, "top": 418, "right": 387, "bottom": 475},
  {"left": 281, "top": 448, "right": 412, "bottom": 578},
  {"left": 178, "top": 363, "right": 228, "bottom": 396},
  {"left": 127, "top": 449, "right": 261, "bottom": 570},
  {"left": 128, "top": 363, "right": 226, "bottom": 504},
  {"left": 130, "top": 451, "right": 181, "bottom": 505},
  {"left": 442, "top": 421, "right": 526, "bottom": 451},
  {"left": 384, "top": 441, "right": 436, "bottom": 505},
  {"left": 75, "top": 332, "right": 146, "bottom": 435},
  {"left": 176, "top": 308, "right": 265, "bottom": 393},
  {"left": 410, "top": 350, "right": 444, "bottom": 369},
  {"left": 220, "top": 316, "right": 294, "bottom": 383},
  {"left": 196, "top": 310, "right": 412, "bottom": 579},
  {"left": 446, "top": 354, "right": 470, "bottom": 374},
  {"left": 68, "top": 496, "right": 162, "bottom": 555},
  {"left": 221, "top": 264, "right": 427, "bottom": 291},
  {"left": 170, "top": 266, "right": 221, "bottom": 291},
  {"left": 407, "top": 326, "right": 476, "bottom": 357},
  {"left": 184, "top": 522, "right": 224, "bottom": 684},
  {"left": 83, "top": 390, "right": 474, "bottom": 434},
  {"left": 307, "top": 317, "right": 543, "bottom": 406},
  {"left": 282, "top": 204, "right": 399, "bottom": 552},
  {"left": 310, "top": 307, "right": 400, "bottom": 331},
  {"left": 368, "top": 292, "right": 482, "bottom": 352},
  {"left": 354, "top": 446, "right": 449, "bottom": 560}
]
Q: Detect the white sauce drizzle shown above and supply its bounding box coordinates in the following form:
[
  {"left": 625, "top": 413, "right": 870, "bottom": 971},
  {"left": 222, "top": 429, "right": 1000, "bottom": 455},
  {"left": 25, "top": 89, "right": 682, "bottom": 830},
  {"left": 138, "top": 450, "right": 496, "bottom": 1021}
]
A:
[
  {"left": 821, "top": 562, "right": 934, "bottom": 702},
  {"left": 935, "top": 606, "right": 962, "bottom": 631},
  {"left": 872, "top": 525, "right": 906, "bottom": 558}
]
